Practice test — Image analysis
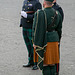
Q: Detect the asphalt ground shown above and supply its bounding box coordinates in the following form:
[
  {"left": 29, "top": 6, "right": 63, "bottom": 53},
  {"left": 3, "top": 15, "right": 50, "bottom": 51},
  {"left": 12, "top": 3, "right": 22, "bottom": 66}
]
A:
[{"left": 0, "top": 0, "right": 75, "bottom": 75}]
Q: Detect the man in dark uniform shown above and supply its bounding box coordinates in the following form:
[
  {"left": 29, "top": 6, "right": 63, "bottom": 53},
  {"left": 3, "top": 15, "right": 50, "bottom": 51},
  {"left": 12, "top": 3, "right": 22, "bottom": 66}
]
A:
[
  {"left": 52, "top": 0, "right": 64, "bottom": 74},
  {"left": 52, "top": 0, "right": 64, "bottom": 21},
  {"left": 20, "top": 0, "right": 42, "bottom": 69}
]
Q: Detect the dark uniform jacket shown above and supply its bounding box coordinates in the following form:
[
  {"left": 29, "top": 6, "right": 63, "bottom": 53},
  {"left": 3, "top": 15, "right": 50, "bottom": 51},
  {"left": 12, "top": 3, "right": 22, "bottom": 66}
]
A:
[
  {"left": 52, "top": 2, "right": 64, "bottom": 21},
  {"left": 32, "top": 8, "right": 62, "bottom": 70},
  {"left": 33, "top": 8, "right": 62, "bottom": 47},
  {"left": 20, "top": 0, "right": 42, "bottom": 28}
]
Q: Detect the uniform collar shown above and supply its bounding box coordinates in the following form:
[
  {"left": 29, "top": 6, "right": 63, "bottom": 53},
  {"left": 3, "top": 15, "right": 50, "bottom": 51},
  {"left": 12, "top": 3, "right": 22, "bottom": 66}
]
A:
[{"left": 45, "top": 7, "right": 52, "bottom": 9}]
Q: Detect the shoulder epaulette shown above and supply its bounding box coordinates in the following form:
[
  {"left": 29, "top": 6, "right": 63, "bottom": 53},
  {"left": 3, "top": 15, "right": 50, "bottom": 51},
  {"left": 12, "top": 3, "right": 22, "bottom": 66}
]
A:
[{"left": 37, "top": 9, "right": 43, "bottom": 12}]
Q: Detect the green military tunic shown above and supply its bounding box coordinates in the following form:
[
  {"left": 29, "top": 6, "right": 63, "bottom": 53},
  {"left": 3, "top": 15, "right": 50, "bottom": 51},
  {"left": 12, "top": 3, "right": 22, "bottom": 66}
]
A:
[{"left": 32, "top": 7, "right": 62, "bottom": 70}]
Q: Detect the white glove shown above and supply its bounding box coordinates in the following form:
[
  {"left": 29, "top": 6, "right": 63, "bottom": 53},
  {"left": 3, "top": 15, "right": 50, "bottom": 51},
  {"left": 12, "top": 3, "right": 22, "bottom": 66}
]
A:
[{"left": 21, "top": 11, "right": 27, "bottom": 18}]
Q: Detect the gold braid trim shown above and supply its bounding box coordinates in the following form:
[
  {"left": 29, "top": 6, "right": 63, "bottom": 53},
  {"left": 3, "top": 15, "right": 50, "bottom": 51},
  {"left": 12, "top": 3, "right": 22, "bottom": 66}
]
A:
[
  {"left": 37, "top": 59, "right": 43, "bottom": 70},
  {"left": 35, "top": 51, "right": 44, "bottom": 60},
  {"left": 35, "top": 47, "right": 47, "bottom": 52},
  {"left": 36, "top": 48, "right": 43, "bottom": 52},
  {"left": 35, "top": 44, "right": 47, "bottom": 50},
  {"left": 36, "top": 50, "right": 44, "bottom": 70},
  {"left": 44, "top": 10, "right": 47, "bottom": 29},
  {"left": 35, "top": 45, "right": 46, "bottom": 70},
  {"left": 34, "top": 11, "right": 39, "bottom": 41}
]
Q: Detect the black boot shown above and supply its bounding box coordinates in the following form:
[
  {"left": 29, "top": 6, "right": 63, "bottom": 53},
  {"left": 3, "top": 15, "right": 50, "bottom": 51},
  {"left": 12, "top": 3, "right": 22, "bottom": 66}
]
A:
[
  {"left": 32, "top": 62, "right": 38, "bottom": 70},
  {"left": 23, "top": 61, "right": 34, "bottom": 67},
  {"left": 23, "top": 63, "right": 34, "bottom": 67}
]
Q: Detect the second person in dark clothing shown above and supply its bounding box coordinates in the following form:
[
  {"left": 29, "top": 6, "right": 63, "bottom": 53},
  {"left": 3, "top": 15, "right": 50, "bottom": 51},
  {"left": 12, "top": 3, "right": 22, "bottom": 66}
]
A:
[{"left": 20, "top": 0, "right": 42, "bottom": 70}]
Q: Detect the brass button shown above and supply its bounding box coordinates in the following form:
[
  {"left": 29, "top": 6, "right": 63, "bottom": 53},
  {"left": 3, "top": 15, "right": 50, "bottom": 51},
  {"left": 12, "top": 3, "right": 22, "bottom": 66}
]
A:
[
  {"left": 27, "top": 20, "right": 30, "bottom": 22},
  {"left": 24, "top": 9, "right": 25, "bottom": 10},
  {"left": 25, "top": 4, "right": 27, "bottom": 6},
  {"left": 28, "top": 7, "right": 29, "bottom": 9}
]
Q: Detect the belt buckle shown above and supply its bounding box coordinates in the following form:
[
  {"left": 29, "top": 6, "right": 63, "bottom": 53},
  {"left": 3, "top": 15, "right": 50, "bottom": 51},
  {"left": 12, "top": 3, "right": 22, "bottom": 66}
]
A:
[
  {"left": 46, "top": 31, "right": 48, "bottom": 33},
  {"left": 27, "top": 20, "right": 30, "bottom": 23}
]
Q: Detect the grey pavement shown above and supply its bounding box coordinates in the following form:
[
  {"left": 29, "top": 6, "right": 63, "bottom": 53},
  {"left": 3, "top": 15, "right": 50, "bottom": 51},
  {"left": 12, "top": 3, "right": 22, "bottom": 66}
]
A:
[{"left": 0, "top": 0, "right": 75, "bottom": 75}]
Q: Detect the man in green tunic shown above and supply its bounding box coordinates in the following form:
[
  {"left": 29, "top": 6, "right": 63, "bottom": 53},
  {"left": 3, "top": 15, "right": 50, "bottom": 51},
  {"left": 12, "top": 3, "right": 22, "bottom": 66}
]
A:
[{"left": 32, "top": 0, "right": 62, "bottom": 75}]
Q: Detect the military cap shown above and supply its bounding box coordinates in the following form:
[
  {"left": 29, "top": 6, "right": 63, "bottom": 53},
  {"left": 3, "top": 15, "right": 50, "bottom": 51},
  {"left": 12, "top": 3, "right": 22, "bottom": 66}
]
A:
[{"left": 45, "top": 0, "right": 54, "bottom": 2}]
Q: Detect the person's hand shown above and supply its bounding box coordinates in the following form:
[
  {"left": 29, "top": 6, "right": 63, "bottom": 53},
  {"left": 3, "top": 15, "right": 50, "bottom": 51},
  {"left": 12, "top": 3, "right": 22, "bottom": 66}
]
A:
[
  {"left": 21, "top": 11, "right": 27, "bottom": 18},
  {"left": 33, "top": 44, "right": 36, "bottom": 49},
  {"left": 58, "top": 42, "right": 60, "bottom": 45}
]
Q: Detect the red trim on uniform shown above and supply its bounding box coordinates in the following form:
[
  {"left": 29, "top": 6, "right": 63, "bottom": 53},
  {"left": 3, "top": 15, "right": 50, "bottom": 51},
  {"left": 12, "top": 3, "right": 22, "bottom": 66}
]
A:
[{"left": 57, "top": 64, "right": 58, "bottom": 72}]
